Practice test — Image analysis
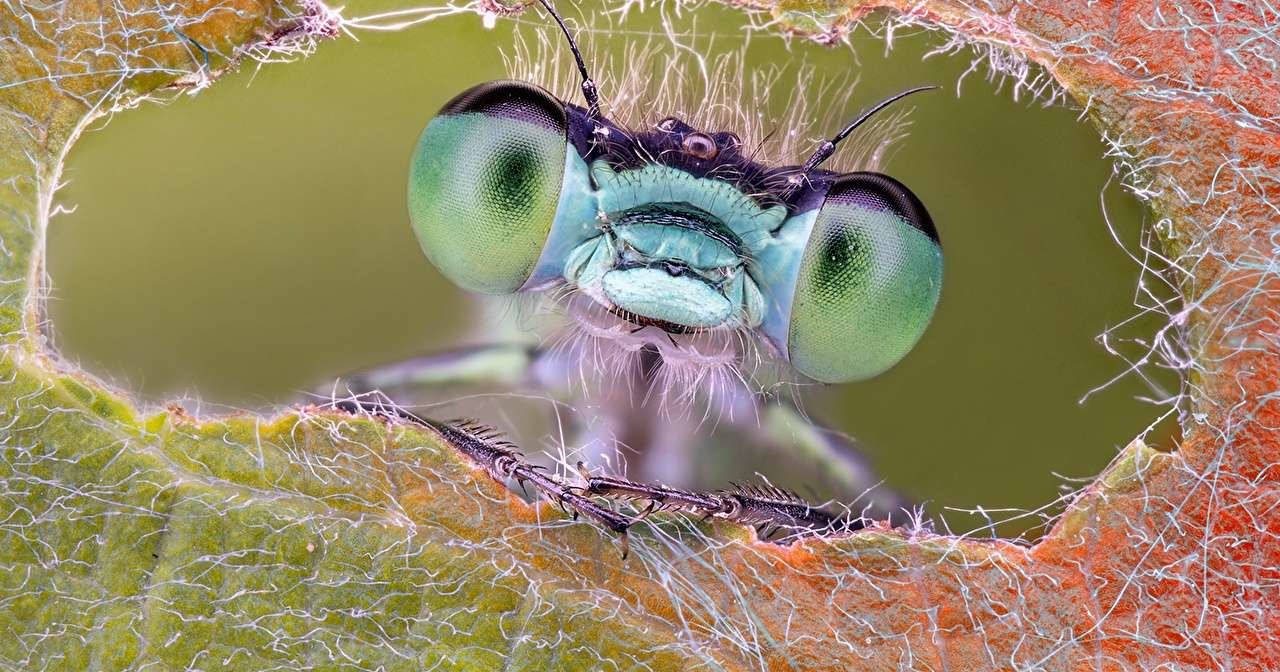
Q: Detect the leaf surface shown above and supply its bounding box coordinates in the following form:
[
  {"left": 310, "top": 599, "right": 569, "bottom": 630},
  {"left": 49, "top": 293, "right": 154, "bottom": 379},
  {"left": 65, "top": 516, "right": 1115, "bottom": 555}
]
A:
[{"left": 1, "top": 0, "right": 1276, "bottom": 669}]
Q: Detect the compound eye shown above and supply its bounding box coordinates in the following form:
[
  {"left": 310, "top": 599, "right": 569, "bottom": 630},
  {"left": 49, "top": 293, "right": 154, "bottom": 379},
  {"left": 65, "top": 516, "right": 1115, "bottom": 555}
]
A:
[
  {"left": 787, "top": 172, "right": 943, "bottom": 383},
  {"left": 408, "top": 81, "right": 569, "bottom": 294}
]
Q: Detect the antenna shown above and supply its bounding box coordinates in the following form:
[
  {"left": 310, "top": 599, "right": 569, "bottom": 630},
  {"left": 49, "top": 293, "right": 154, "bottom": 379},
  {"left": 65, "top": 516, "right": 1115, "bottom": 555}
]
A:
[
  {"left": 536, "top": 0, "right": 601, "bottom": 122},
  {"left": 794, "top": 85, "right": 938, "bottom": 180}
]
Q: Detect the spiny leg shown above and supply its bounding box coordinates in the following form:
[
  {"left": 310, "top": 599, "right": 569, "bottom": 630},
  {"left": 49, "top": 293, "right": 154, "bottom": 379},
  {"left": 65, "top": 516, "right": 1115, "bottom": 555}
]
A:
[
  {"left": 328, "top": 394, "right": 635, "bottom": 558},
  {"left": 719, "top": 483, "right": 855, "bottom": 540},
  {"left": 326, "top": 395, "right": 857, "bottom": 548},
  {"left": 577, "top": 463, "right": 861, "bottom": 541},
  {"left": 576, "top": 463, "right": 723, "bottom": 518}
]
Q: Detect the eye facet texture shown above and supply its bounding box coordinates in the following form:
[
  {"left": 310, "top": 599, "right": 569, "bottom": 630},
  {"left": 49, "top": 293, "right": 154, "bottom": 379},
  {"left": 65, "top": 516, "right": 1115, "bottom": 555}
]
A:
[
  {"left": 408, "top": 81, "right": 569, "bottom": 294},
  {"left": 788, "top": 173, "right": 942, "bottom": 383}
]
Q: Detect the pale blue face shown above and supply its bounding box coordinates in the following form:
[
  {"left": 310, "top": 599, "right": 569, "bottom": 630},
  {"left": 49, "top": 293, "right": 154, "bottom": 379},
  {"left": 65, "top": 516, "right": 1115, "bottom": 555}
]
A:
[
  {"left": 408, "top": 80, "right": 943, "bottom": 384},
  {"left": 564, "top": 162, "right": 779, "bottom": 333}
]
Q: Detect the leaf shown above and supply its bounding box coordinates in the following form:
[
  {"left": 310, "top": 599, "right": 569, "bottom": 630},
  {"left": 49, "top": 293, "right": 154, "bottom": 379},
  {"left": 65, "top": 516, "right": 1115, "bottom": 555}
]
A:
[{"left": 1, "top": 0, "right": 1277, "bottom": 670}]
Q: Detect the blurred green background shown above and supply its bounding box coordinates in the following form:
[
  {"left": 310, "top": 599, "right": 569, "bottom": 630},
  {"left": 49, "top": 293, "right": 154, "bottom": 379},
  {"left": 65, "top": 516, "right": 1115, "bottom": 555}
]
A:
[{"left": 48, "top": 2, "right": 1174, "bottom": 535}]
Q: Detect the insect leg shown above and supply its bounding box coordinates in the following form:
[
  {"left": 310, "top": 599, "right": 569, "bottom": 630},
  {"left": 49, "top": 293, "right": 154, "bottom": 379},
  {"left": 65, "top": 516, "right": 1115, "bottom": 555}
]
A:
[
  {"left": 577, "top": 463, "right": 727, "bottom": 517},
  {"left": 327, "top": 395, "right": 635, "bottom": 557},
  {"left": 577, "top": 464, "right": 859, "bottom": 540},
  {"left": 717, "top": 483, "right": 859, "bottom": 540}
]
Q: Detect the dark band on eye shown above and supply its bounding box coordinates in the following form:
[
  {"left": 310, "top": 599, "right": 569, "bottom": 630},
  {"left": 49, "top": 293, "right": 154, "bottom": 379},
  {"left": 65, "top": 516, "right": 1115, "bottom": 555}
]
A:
[
  {"left": 439, "top": 80, "right": 567, "bottom": 133},
  {"left": 826, "top": 172, "right": 938, "bottom": 244}
]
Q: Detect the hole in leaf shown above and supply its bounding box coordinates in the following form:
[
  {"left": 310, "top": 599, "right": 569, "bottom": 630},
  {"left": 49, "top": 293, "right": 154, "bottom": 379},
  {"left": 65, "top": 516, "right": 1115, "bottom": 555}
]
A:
[{"left": 48, "top": 3, "right": 1178, "bottom": 539}]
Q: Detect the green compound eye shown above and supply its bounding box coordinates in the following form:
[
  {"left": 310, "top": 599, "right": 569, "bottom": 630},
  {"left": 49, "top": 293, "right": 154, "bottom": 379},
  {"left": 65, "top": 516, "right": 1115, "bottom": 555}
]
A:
[
  {"left": 408, "top": 81, "right": 569, "bottom": 294},
  {"left": 787, "top": 173, "right": 943, "bottom": 383}
]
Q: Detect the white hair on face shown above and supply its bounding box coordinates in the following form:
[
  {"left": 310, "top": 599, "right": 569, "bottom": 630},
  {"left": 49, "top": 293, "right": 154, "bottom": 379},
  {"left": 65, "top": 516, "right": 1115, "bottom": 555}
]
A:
[
  {"left": 529, "top": 287, "right": 768, "bottom": 421},
  {"left": 502, "top": 16, "right": 911, "bottom": 175}
]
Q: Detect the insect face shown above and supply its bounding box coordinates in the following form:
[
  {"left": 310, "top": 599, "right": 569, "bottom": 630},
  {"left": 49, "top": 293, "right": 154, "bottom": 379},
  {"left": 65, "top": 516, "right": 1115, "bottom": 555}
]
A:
[{"left": 407, "top": 12, "right": 942, "bottom": 388}]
